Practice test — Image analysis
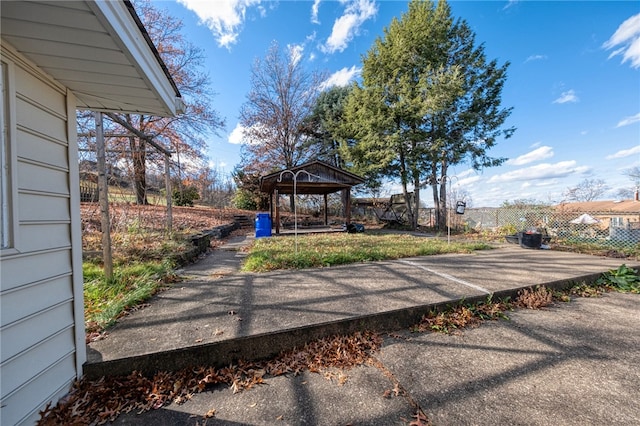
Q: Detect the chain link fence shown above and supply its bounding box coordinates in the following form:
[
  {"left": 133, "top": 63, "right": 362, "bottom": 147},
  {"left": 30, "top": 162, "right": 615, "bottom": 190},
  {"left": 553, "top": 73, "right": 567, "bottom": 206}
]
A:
[{"left": 452, "top": 207, "right": 640, "bottom": 254}]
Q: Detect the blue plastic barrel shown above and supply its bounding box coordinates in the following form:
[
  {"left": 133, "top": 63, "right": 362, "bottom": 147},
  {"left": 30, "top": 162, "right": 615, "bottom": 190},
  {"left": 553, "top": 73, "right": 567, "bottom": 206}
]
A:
[{"left": 255, "top": 213, "right": 272, "bottom": 238}]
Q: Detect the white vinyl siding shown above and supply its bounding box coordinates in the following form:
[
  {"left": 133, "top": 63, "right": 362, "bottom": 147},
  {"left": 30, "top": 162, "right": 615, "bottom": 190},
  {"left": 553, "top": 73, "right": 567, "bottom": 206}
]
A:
[
  {"left": 1, "top": 60, "right": 12, "bottom": 249},
  {"left": 0, "top": 45, "right": 84, "bottom": 426}
]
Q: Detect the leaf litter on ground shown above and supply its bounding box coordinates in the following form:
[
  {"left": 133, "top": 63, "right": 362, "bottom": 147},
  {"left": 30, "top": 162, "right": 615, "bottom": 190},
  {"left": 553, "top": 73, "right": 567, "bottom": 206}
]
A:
[{"left": 38, "top": 332, "right": 382, "bottom": 425}]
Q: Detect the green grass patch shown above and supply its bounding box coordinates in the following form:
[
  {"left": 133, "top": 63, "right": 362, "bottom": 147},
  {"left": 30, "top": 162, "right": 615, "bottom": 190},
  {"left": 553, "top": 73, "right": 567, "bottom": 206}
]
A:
[
  {"left": 84, "top": 259, "right": 178, "bottom": 333},
  {"left": 242, "top": 232, "right": 492, "bottom": 272}
]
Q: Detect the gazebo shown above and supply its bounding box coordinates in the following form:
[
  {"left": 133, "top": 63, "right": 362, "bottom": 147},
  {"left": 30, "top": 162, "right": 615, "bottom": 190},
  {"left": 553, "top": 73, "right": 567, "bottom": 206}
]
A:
[{"left": 259, "top": 160, "right": 365, "bottom": 234}]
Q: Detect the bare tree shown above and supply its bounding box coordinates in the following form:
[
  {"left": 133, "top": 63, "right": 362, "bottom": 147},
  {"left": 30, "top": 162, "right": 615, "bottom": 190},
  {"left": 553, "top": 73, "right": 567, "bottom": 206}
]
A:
[
  {"left": 623, "top": 166, "right": 640, "bottom": 188},
  {"left": 614, "top": 188, "right": 634, "bottom": 199},
  {"left": 79, "top": 0, "right": 224, "bottom": 204},
  {"left": 239, "top": 41, "right": 327, "bottom": 173},
  {"left": 564, "top": 178, "right": 609, "bottom": 202}
]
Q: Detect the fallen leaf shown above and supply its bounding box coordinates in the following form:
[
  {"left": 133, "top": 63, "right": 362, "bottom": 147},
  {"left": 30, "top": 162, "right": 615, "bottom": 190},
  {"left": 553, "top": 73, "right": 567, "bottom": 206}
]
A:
[
  {"left": 37, "top": 331, "right": 383, "bottom": 425},
  {"left": 276, "top": 415, "right": 284, "bottom": 421},
  {"left": 409, "top": 410, "right": 431, "bottom": 426},
  {"left": 392, "top": 383, "right": 401, "bottom": 397},
  {"left": 337, "top": 372, "right": 348, "bottom": 385},
  {"left": 195, "top": 338, "right": 203, "bottom": 343},
  {"left": 204, "top": 408, "right": 216, "bottom": 418}
]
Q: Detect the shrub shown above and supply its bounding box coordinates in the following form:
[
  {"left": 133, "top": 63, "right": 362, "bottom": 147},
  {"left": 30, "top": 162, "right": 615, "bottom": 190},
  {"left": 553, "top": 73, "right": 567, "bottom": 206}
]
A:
[
  {"left": 172, "top": 186, "right": 200, "bottom": 206},
  {"left": 232, "top": 189, "right": 257, "bottom": 210}
]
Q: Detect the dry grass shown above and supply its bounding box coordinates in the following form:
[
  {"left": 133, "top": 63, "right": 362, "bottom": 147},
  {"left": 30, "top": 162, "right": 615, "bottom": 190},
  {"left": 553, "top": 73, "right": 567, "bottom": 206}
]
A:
[{"left": 81, "top": 202, "right": 253, "bottom": 262}]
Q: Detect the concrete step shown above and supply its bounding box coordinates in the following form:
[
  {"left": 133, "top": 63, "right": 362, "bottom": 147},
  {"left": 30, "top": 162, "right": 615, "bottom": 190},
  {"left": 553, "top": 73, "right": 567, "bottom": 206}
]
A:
[{"left": 233, "top": 214, "right": 254, "bottom": 228}]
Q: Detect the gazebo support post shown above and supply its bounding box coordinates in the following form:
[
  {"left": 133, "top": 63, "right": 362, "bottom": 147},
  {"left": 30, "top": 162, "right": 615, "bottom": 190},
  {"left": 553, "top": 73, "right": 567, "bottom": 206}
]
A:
[
  {"left": 275, "top": 189, "right": 281, "bottom": 235},
  {"left": 344, "top": 189, "right": 352, "bottom": 225},
  {"left": 268, "top": 190, "right": 273, "bottom": 226},
  {"left": 323, "top": 194, "right": 328, "bottom": 226}
]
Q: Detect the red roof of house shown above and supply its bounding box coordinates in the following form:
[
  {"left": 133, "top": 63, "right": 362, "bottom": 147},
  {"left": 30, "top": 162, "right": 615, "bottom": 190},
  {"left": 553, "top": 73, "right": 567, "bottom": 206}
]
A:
[{"left": 556, "top": 200, "right": 640, "bottom": 214}]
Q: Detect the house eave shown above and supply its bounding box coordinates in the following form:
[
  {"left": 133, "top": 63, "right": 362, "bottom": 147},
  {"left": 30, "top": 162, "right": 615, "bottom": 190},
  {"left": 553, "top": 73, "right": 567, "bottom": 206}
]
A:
[
  {"left": 86, "top": 0, "right": 180, "bottom": 116},
  {"left": 0, "top": 0, "right": 181, "bottom": 117}
]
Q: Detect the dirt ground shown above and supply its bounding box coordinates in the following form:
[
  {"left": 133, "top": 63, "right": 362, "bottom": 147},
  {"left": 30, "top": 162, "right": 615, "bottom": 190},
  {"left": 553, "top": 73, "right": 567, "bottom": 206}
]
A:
[
  {"left": 80, "top": 202, "right": 249, "bottom": 234},
  {"left": 79, "top": 202, "right": 257, "bottom": 259}
]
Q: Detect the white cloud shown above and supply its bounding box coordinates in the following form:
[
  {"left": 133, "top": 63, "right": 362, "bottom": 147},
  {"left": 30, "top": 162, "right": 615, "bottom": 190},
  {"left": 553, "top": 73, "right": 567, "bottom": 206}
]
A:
[
  {"left": 488, "top": 161, "right": 590, "bottom": 183},
  {"left": 228, "top": 123, "right": 246, "bottom": 144},
  {"left": 322, "top": 0, "right": 378, "bottom": 54},
  {"left": 616, "top": 112, "right": 640, "bottom": 127},
  {"left": 525, "top": 54, "right": 547, "bottom": 63},
  {"left": 553, "top": 90, "right": 578, "bottom": 104},
  {"left": 208, "top": 160, "right": 228, "bottom": 170},
  {"left": 311, "top": 0, "right": 321, "bottom": 24},
  {"left": 229, "top": 123, "right": 275, "bottom": 145},
  {"left": 319, "top": 66, "right": 361, "bottom": 90},
  {"left": 288, "top": 43, "right": 304, "bottom": 66},
  {"left": 603, "top": 13, "right": 640, "bottom": 69},
  {"left": 506, "top": 146, "right": 554, "bottom": 166},
  {"left": 177, "top": 0, "right": 262, "bottom": 49},
  {"left": 456, "top": 175, "right": 481, "bottom": 187},
  {"left": 503, "top": 1, "right": 519, "bottom": 11},
  {"left": 605, "top": 145, "right": 640, "bottom": 160},
  {"left": 455, "top": 168, "right": 476, "bottom": 179}
]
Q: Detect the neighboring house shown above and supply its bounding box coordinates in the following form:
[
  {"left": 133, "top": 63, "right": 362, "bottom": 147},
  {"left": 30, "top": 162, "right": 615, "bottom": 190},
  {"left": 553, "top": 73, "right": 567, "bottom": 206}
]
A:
[
  {"left": 0, "top": 1, "right": 182, "bottom": 424},
  {"left": 556, "top": 199, "right": 640, "bottom": 242},
  {"left": 556, "top": 199, "right": 640, "bottom": 227}
]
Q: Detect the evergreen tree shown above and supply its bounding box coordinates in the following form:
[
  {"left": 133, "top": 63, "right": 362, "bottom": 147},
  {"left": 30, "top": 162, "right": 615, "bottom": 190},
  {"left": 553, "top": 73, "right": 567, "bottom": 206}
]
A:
[
  {"left": 302, "top": 86, "right": 352, "bottom": 168},
  {"left": 344, "top": 0, "right": 514, "bottom": 229}
]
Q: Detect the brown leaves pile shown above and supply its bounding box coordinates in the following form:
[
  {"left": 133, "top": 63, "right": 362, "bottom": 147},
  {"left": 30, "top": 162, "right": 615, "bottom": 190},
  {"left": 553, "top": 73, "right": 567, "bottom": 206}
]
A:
[
  {"left": 415, "top": 286, "right": 560, "bottom": 335},
  {"left": 38, "top": 331, "right": 382, "bottom": 425},
  {"left": 416, "top": 305, "right": 480, "bottom": 334},
  {"left": 514, "top": 286, "right": 553, "bottom": 309},
  {"left": 414, "top": 297, "right": 512, "bottom": 334}
]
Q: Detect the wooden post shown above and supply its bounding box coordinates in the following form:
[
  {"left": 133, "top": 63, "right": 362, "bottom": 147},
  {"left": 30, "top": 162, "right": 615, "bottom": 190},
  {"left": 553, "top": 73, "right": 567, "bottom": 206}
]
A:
[
  {"left": 324, "top": 193, "right": 328, "bottom": 226},
  {"left": 164, "top": 152, "right": 172, "bottom": 233},
  {"left": 275, "top": 189, "right": 280, "bottom": 235},
  {"left": 94, "top": 112, "right": 113, "bottom": 279},
  {"left": 269, "top": 190, "right": 274, "bottom": 223},
  {"left": 344, "top": 189, "right": 352, "bottom": 225}
]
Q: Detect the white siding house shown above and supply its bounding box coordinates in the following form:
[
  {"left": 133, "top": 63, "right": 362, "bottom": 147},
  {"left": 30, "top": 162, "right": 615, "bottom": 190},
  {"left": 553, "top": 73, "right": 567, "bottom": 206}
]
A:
[{"left": 0, "top": 1, "right": 182, "bottom": 424}]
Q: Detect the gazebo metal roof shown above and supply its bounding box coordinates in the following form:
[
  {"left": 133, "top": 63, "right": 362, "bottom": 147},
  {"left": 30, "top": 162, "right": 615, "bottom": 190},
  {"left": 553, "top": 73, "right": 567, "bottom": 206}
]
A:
[{"left": 259, "top": 160, "right": 365, "bottom": 195}]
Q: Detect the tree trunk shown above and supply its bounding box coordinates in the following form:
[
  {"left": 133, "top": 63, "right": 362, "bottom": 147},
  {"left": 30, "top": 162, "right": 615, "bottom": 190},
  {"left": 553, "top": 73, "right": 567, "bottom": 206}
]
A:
[
  {"left": 437, "top": 162, "right": 449, "bottom": 231},
  {"left": 412, "top": 177, "right": 420, "bottom": 230},
  {"left": 130, "top": 136, "right": 148, "bottom": 205},
  {"left": 431, "top": 181, "right": 440, "bottom": 228},
  {"left": 410, "top": 153, "right": 422, "bottom": 230},
  {"left": 399, "top": 148, "right": 415, "bottom": 228}
]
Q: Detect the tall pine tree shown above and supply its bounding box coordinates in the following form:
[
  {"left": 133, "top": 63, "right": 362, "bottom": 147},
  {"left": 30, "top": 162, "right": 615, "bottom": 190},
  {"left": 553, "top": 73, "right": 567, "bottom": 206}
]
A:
[{"left": 344, "top": 0, "right": 514, "bottom": 229}]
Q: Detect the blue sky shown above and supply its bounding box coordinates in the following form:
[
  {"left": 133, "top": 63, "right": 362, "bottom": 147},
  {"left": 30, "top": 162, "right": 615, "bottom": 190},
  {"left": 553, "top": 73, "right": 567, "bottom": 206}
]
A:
[{"left": 158, "top": 0, "right": 639, "bottom": 207}]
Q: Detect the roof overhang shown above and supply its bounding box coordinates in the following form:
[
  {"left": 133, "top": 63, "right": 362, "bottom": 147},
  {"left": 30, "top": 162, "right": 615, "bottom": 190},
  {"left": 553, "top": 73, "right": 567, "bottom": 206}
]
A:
[{"left": 1, "top": 0, "right": 182, "bottom": 117}]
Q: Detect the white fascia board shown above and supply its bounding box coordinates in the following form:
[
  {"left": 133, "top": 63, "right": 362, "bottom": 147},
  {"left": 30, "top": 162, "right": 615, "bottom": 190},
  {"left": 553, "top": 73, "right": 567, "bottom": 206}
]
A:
[{"left": 88, "top": 0, "right": 178, "bottom": 117}]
